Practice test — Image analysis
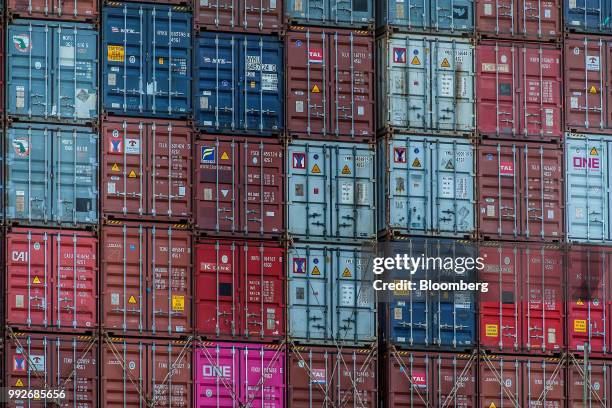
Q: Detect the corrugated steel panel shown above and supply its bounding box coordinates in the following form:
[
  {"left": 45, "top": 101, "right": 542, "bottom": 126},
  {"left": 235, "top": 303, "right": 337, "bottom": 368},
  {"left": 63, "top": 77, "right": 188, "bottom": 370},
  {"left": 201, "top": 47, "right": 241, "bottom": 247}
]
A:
[
  {"left": 377, "top": 0, "right": 474, "bottom": 34},
  {"left": 7, "top": 19, "right": 98, "bottom": 123},
  {"left": 377, "top": 33, "right": 475, "bottom": 135},
  {"left": 6, "top": 123, "right": 98, "bottom": 227},
  {"left": 378, "top": 134, "right": 475, "bottom": 238},
  {"left": 476, "top": 41, "right": 563, "bottom": 140},
  {"left": 286, "top": 0, "right": 374, "bottom": 28},
  {"left": 194, "top": 240, "right": 285, "bottom": 342},
  {"left": 195, "top": 32, "right": 283, "bottom": 135},
  {"left": 102, "top": 3, "right": 192, "bottom": 118},
  {"left": 7, "top": 0, "right": 98, "bottom": 21},
  {"left": 476, "top": 0, "right": 561, "bottom": 40},
  {"left": 568, "top": 359, "right": 610, "bottom": 406},
  {"left": 286, "top": 28, "right": 375, "bottom": 142},
  {"left": 287, "top": 141, "right": 376, "bottom": 242},
  {"left": 287, "top": 243, "right": 376, "bottom": 346},
  {"left": 196, "top": 0, "right": 282, "bottom": 33},
  {"left": 565, "top": 0, "right": 611, "bottom": 34},
  {"left": 194, "top": 342, "right": 285, "bottom": 408}
]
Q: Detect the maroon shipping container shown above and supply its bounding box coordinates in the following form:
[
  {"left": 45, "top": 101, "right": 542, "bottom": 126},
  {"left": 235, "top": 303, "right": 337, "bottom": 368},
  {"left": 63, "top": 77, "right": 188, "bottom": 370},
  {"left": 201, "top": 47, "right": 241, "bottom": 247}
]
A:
[
  {"left": 101, "top": 222, "right": 192, "bottom": 337},
  {"left": 479, "top": 242, "right": 565, "bottom": 354},
  {"left": 288, "top": 345, "right": 377, "bottom": 408},
  {"left": 475, "top": 0, "right": 561, "bottom": 41},
  {"left": 476, "top": 41, "right": 563, "bottom": 141},
  {"left": 565, "top": 36, "right": 612, "bottom": 133},
  {"left": 479, "top": 355, "right": 565, "bottom": 408},
  {"left": 101, "top": 337, "right": 191, "bottom": 408},
  {"left": 568, "top": 359, "right": 610, "bottom": 406},
  {"left": 5, "top": 228, "right": 97, "bottom": 332},
  {"left": 6, "top": 332, "right": 97, "bottom": 407},
  {"left": 101, "top": 118, "right": 192, "bottom": 222},
  {"left": 195, "top": 239, "right": 284, "bottom": 342},
  {"left": 7, "top": 0, "right": 98, "bottom": 21},
  {"left": 382, "top": 349, "right": 477, "bottom": 408},
  {"left": 477, "top": 140, "right": 564, "bottom": 241},
  {"left": 194, "top": 136, "right": 284, "bottom": 238},
  {"left": 286, "top": 28, "right": 375, "bottom": 142},
  {"left": 195, "top": 0, "right": 282, "bottom": 33}
]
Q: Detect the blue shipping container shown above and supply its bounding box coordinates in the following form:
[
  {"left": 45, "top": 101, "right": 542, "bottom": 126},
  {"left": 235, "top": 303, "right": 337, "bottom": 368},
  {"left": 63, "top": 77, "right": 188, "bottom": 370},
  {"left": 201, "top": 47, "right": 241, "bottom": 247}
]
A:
[
  {"left": 6, "top": 124, "right": 98, "bottom": 227},
  {"left": 195, "top": 32, "right": 283, "bottom": 135},
  {"left": 565, "top": 0, "right": 611, "bottom": 33},
  {"left": 285, "top": 0, "right": 374, "bottom": 28},
  {"left": 378, "top": 239, "right": 477, "bottom": 350},
  {"left": 102, "top": 3, "right": 192, "bottom": 118},
  {"left": 7, "top": 20, "right": 98, "bottom": 123},
  {"left": 377, "top": 0, "right": 474, "bottom": 33}
]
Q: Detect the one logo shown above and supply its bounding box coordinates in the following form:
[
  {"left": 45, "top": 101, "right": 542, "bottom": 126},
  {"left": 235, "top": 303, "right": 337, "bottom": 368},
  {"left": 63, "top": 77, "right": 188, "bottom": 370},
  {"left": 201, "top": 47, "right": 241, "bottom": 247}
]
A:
[
  {"left": 201, "top": 147, "right": 216, "bottom": 163},
  {"left": 12, "top": 138, "right": 30, "bottom": 158},
  {"left": 13, "top": 34, "right": 31, "bottom": 52},
  {"left": 293, "top": 152, "right": 306, "bottom": 169},
  {"left": 393, "top": 48, "right": 407, "bottom": 63}
]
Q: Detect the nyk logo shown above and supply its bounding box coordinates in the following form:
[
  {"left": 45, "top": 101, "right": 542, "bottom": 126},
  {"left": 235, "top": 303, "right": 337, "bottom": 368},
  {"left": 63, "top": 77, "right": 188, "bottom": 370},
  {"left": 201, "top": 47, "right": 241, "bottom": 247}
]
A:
[
  {"left": 574, "top": 156, "right": 600, "bottom": 169},
  {"left": 202, "top": 364, "right": 231, "bottom": 378}
]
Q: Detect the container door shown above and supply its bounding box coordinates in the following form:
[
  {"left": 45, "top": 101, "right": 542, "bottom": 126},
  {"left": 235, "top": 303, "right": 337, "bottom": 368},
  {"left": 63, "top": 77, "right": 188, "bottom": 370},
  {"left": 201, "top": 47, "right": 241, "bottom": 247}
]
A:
[
  {"left": 520, "top": 0, "right": 560, "bottom": 39},
  {"left": 432, "top": 288, "right": 476, "bottom": 349},
  {"left": 102, "top": 341, "right": 145, "bottom": 406},
  {"left": 288, "top": 246, "right": 331, "bottom": 342},
  {"left": 286, "top": 0, "right": 327, "bottom": 22},
  {"left": 54, "top": 336, "right": 98, "bottom": 405},
  {"left": 241, "top": 345, "right": 285, "bottom": 407},
  {"left": 7, "top": 335, "right": 52, "bottom": 392},
  {"left": 149, "top": 341, "right": 191, "bottom": 407},
  {"left": 431, "top": 0, "right": 473, "bottom": 33},
  {"left": 195, "top": 33, "right": 236, "bottom": 131},
  {"left": 287, "top": 144, "right": 328, "bottom": 239},
  {"left": 329, "top": 32, "right": 374, "bottom": 139},
  {"left": 568, "top": 361, "right": 610, "bottom": 406},
  {"left": 194, "top": 344, "right": 239, "bottom": 407},
  {"left": 565, "top": 0, "right": 604, "bottom": 32},
  {"left": 334, "top": 350, "right": 377, "bottom": 408},
  {"left": 101, "top": 225, "right": 146, "bottom": 334},
  {"left": 196, "top": 0, "right": 236, "bottom": 31},
  {"left": 433, "top": 354, "right": 477, "bottom": 407},
  {"left": 330, "top": 0, "right": 373, "bottom": 25},
  {"left": 386, "top": 351, "right": 432, "bottom": 407},
  {"left": 565, "top": 136, "right": 607, "bottom": 242},
  {"left": 385, "top": 0, "right": 428, "bottom": 29},
  {"left": 54, "top": 0, "right": 98, "bottom": 21},
  {"left": 54, "top": 232, "right": 97, "bottom": 330},
  {"left": 288, "top": 349, "right": 331, "bottom": 406},
  {"left": 7, "top": 126, "right": 52, "bottom": 222},
  {"left": 103, "top": 4, "right": 146, "bottom": 115},
  {"left": 522, "top": 358, "right": 565, "bottom": 407},
  {"left": 478, "top": 357, "right": 520, "bottom": 408},
  {"left": 431, "top": 40, "right": 474, "bottom": 133},
  {"left": 476, "top": 0, "right": 516, "bottom": 36},
  {"left": 7, "top": 22, "right": 52, "bottom": 119},
  {"left": 242, "top": 0, "right": 281, "bottom": 32},
  {"left": 239, "top": 35, "right": 283, "bottom": 133},
  {"left": 53, "top": 127, "right": 98, "bottom": 225},
  {"left": 54, "top": 24, "right": 98, "bottom": 121},
  {"left": 148, "top": 7, "right": 191, "bottom": 117},
  {"left": 565, "top": 38, "right": 605, "bottom": 132},
  {"left": 431, "top": 139, "right": 474, "bottom": 235}
]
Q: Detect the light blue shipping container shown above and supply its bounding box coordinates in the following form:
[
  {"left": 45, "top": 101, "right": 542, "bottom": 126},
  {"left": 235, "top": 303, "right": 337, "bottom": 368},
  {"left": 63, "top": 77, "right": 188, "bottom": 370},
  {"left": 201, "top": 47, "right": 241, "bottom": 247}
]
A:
[
  {"left": 288, "top": 243, "right": 376, "bottom": 346},
  {"left": 377, "top": 0, "right": 474, "bottom": 34},
  {"left": 566, "top": 133, "right": 612, "bottom": 243},
  {"left": 285, "top": 0, "right": 374, "bottom": 28},
  {"left": 287, "top": 141, "right": 376, "bottom": 243},
  {"left": 378, "top": 134, "right": 475, "bottom": 238},
  {"left": 7, "top": 20, "right": 98, "bottom": 123},
  {"left": 6, "top": 124, "right": 98, "bottom": 227}
]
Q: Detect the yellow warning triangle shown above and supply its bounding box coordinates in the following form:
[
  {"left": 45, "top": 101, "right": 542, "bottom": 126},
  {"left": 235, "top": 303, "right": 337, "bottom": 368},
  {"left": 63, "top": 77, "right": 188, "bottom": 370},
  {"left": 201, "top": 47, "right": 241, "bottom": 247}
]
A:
[
  {"left": 412, "top": 157, "right": 422, "bottom": 168},
  {"left": 342, "top": 267, "right": 352, "bottom": 277},
  {"left": 15, "top": 379, "right": 24, "bottom": 387},
  {"left": 221, "top": 152, "right": 229, "bottom": 160},
  {"left": 312, "top": 84, "right": 320, "bottom": 93},
  {"left": 590, "top": 147, "right": 598, "bottom": 156},
  {"left": 128, "top": 170, "right": 137, "bottom": 178},
  {"left": 128, "top": 295, "right": 137, "bottom": 304},
  {"left": 112, "top": 163, "right": 120, "bottom": 172},
  {"left": 488, "top": 403, "right": 496, "bottom": 408},
  {"left": 577, "top": 298, "right": 584, "bottom": 305},
  {"left": 411, "top": 55, "right": 421, "bottom": 65},
  {"left": 341, "top": 164, "right": 351, "bottom": 175},
  {"left": 441, "top": 58, "right": 450, "bottom": 68},
  {"left": 33, "top": 276, "right": 41, "bottom": 284},
  {"left": 311, "top": 164, "right": 321, "bottom": 174},
  {"left": 590, "top": 85, "right": 598, "bottom": 94},
  {"left": 311, "top": 266, "right": 321, "bottom": 275}
]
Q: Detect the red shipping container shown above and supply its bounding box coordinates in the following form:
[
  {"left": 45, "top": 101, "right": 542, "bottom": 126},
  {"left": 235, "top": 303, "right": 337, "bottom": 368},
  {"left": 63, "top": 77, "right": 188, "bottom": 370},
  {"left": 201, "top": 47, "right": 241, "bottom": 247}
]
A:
[
  {"left": 288, "top": 345, "right": 377, "bottom": 408},
  {"left": 194, "top": 136, "right": 284, "bottom": 238},
  {"left": 382, "top": 349, "right": 477, "bottom": 408},
  {"left": 568, "top": 359, "right": 610, "bottom": 406},
  {"left": 477, "top": 140, "right": 564, "bottom": 241},
  {"left": 565, "top": 35, "right": 612, "bottom": 133},
  {"left": 102, "top": 337, "right": 191, "bottom": 407},
  {"left": 101, "top": 118, "right": 192, "bottom": 222},
  {"left": 101, "top": 222, "right": 191, "bottom": 337},
  {"left": 5, "top": 228, "right": 97, "bottom": 332},
  {"left": 286, "top": 28, "right": 375, "bottom": 142},
  {"left": 476, "top": 41, "right": 563, "bottom": 140},
  {"left": 475, "top": 0, "right": 561, "bottom": 41},
  {"left": 7, "top": 0, "right": 98, "bottom": 21},
  {"left": 479, "top": 242, "right": 564, "bottom": 354},
  {"left": 6, "top": 332, "right": 97, "bottom": 407},
  {"left": 195, "top": 240, "right": 284, "bottom": 342},
  {"left": 195, "top": 0, "right": 281, "bottom": 34}
]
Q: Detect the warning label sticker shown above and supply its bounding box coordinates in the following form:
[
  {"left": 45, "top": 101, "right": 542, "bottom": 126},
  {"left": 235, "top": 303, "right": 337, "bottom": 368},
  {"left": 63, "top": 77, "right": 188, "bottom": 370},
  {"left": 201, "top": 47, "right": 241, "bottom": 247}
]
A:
[
  {"left": 485, "top": 324, "right": 498, "bottom": 337},
  {"left": 107, "top": 45, "right": 125, "bottom": 62},
  {"left": 172, "top": 295, "right": 185, "bottom": 312},
  {"left": 574, "top": 319, "right": 587, "bottom": 333}
]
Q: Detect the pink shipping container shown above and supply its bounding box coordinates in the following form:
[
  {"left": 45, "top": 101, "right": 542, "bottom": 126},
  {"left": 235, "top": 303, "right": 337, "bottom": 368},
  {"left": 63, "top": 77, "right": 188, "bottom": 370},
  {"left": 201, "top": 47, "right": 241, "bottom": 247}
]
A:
[
  {"left": 476, "top": 41, "right": 563, "bottom": 141},
  {"left": 101, "top": 222, "right": 191, "bottom": 337},
  {"left": 5, "top": 227, "right": 97, "bottom": 332},
  {"left": 195, "top": 240, "right": 284, "bottom": 342},
  {"left": 194, "top": 341, "right": 285, "bottom": 408},
  {"left": 6, "top": 332, "right": 97, "bottom": 407},
  {"left": 479, "top": 242, "right": 564, "bottom": 354},
  {"left": 102, "top": 337, "right": 192, "bottom": 408}
]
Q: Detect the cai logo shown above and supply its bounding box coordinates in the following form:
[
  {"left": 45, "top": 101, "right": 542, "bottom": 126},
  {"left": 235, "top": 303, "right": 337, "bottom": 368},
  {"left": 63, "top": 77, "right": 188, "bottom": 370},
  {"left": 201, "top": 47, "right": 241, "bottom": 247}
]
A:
[
  {"left": 13, "top": 34, "right": 31, "bottom": 52},
  {"left": 201, "top": 147, "right": 216, "bottom": 163}
]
